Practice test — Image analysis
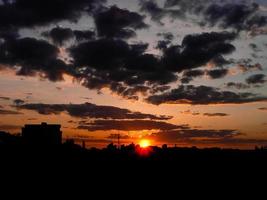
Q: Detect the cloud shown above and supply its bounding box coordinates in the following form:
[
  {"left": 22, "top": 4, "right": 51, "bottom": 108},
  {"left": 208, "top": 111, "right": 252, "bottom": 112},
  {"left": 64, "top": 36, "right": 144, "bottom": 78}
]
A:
[
  {"left": 43, "top": 27, "right": 74, "bottom": 46},
  {"left": 180, "top": 110, "right": 200, "bottom": 116},
  {"left": 248, "top": 26, "right": 267, "bottom": 37},
  {"left": 203, "top": 113, "right": 229, "bottom": 117},
  {"left": 0, "top": 109, "right": 23, "bottom": 115},
  {"left": 0, "top": 96, "right": 10, "bottom": 101},
  {"left": 161, "top": 31, "right": 236, "bottom": 72},
  {"left": 0, "top": 37, "right": 71, "bottom": 81},
  {"left": 157, "top": 32, "right": 174, "bottom": 41},
  {"left": 43, "top": 27, "right": 96, "bottom": 45},
  {"left": 107, "top": 134, "right": 130, "bottom": 139},
  {"left": 73, "top": 30, "right": 96, "bottom": 42},
  {"left": 163, "top": 0, "right": 267, "bottom": 35},
  {"left": 77, "top": 120, "right": 188, "bottom": 131},
  {"left": 225, "top": 82, "right": 250, "bottom": 90},
  {"left": 69, "top": 38, "right": 177, "bottom": 98},
  {"left": 181, "top": 69, "right": 205, "bottom": 83},
  {"left": 249, "top": 43, "right": 262, "bottom": 52},
  {"left": 0, "top": 30, "right": 239, "bottom": 101},
  {"left": 27, "top": 118, "right": 37, "bottom": 121},
  {"left": 0, "top": 124, "right": 21, "bottom": 130},
  {"left": 0, "top": 0, "right": 106, "bottom": 29},
  {"left": 246, "top": 74, "right": 266, "bottom": 85},
  {"left": 145, "top": 128, "right": 240, "bottom": 143},
  {"left": 190, "top": 138, "right": 267, "bottom": 147},
  {"left": 139, "top": 0, "right": 184, "bottom": 25},
  {"left": 146, "top": 85, "right": 267, "bottom": 105},
  {"left": 94, "top": 6, "right": 148, "bottom": 39},
  {"left": 207, "top": 69, "right": 228, "bottom": 79},
  {"left": 237, "top": 59, "right": 263, "bottom": 73},
  {"left": 13, "top": 99, "right": 25, "bottom": 106},
  {"left": 16, "top": 102, "right": 173, "bottom": 120}
]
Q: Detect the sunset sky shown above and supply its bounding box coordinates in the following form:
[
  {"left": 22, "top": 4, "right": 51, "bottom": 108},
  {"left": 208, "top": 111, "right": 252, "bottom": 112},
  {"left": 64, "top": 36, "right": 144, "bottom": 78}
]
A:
[{"left": 0, "top": 0, "right": 267, "bottom": 149}]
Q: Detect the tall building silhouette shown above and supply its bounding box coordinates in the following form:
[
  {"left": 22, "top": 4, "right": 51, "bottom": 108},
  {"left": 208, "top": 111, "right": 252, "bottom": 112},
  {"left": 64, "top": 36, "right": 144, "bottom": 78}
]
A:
[{"left": 22, "top": 122, "right": 62, "bottom": 145}]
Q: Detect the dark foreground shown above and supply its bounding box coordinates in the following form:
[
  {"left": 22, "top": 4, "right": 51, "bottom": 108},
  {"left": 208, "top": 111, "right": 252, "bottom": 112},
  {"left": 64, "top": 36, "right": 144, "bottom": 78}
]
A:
[
  {"left": 1, "top": 141, "right": 267, "bottom": 168},
  {"left": 1, "top": 142, "right": 267, "bottom": 194}
]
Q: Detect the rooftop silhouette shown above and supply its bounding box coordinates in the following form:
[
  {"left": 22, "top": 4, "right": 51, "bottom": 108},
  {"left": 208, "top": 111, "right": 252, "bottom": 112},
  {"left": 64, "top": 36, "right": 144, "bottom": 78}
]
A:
[
  {"left": 0, "top": 122, "right": 267, "bottom": 167},
  {"left": 22, "top": 122, "right": 62, "bottom": 146}
]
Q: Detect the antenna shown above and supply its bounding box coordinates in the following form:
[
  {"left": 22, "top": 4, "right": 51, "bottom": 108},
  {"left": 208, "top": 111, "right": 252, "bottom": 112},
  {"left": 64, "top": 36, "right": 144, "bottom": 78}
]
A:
[{"left": 117, "top": 132, "right": 120, "bottom": 150}]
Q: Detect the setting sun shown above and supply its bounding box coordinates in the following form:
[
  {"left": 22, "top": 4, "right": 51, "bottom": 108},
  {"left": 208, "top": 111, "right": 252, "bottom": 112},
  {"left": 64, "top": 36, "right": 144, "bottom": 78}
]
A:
[{"left": 139, "top": 140, "right": 151, "bottom": 148}]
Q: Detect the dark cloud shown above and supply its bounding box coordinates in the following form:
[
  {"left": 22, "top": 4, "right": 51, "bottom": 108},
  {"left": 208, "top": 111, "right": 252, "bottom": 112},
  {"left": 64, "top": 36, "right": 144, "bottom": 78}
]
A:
[
  {"left": 183, "top": 70, "right": 205, "bottom": 78},
  {"left": 249, "top": 43, "right": 262, "bottom": 52},
  {"left": 181, "top": 69, "right": 205, "bottom": 83},
  {"left": 156, "top": 40, "right": 171, "bottom": 50},
  {"left": 78, "top": 120, "right": 188, "bottom": 131},
  {"left": 0, "top": 30, "right": 238, "bottom": 101},
  {"left": 211, "top": 55, "right": 233, "bottom": 67},
  {"left": 164, "top": 0, "right": 267, "bottom": 35},
  {"left": 16, "top": 102, "right": 173, "bottom": 120},
  {"left": 70, "top": 38, "right": 145, "bottom": 70},
  {"left": 207, "top": 69, "right": 228, "bottom": 79},
  {"left": 43, "top": 27, "right": 74, "bottom": 46},
  {"left": 157, "top": 32, "right": 174, "bottom": 41},
  {"left": 258, "top": 107, "right": 267, "bottom": 111},
  {"left": 73, "top": 30, "right": 95, "bottom": 42},
  {"left": 237, "top": 59, "right": 263, "bottom": 72},
  {"left": 246, "top": 74, "right": 266, "bottom": 85},
  {"left": 0, "top": 27, "right": 19, "bottom": 41},
  {"left": 0, "top": 96, "right": 10, "bottom": 100},
  {"left": 203, "top": 113, "right": 229, "bottom": 117},
  {"left": 202, "top": 138, "right": 267, "bottom": 146},
  {"left": 146, "top": 128, "right": 240, "bottom": 143},
  {"left": 94, "top": 6, "right": 148, "bottom": 39},
  {"left": 43, "top": 27, "right": 96, "bottom": 45},
  {"left": 202, "top": 2, "right": 265, "bottom": 31},
  {"left": 69, "top": 38, "right": 177, "bottom": 98},
  {"left": 139, "top": 0, "right": 184, "bottom": 24},
  {"left": 180, "top": 110, "right": 200, "bottom": 116},
  {"left": 146, "top": 85, "right": 267, "bottom": 105},
  {"left": 0, "top": 37, "right": 71, "bottom": 81},
  {"left": 13, "top": 99, "right": 25, "bottom": 106},
  {"left": 161, "top": 31, "right": 236, "bottom": 72},
  {"left": 0, "top": 109, "right": 23, "bottom": 115},
  {"left": 0, "top": 0, "right": 106, "bottom": 29},
  {"left": 150, "top": 85, "right": 171, "bottom": 94},
  {"left": 226, "top": 82, "right": 250, "bottom": 90}
]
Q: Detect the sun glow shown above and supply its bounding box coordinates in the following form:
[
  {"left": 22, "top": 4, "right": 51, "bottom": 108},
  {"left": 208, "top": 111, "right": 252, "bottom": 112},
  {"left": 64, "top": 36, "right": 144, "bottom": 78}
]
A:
[{"left": 139, "top": 139, "right": 151, "bottom": 148}]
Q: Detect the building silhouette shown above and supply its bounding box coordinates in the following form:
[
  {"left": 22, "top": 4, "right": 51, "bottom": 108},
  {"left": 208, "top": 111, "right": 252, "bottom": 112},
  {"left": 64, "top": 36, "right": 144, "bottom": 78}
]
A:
[{"left": 22, "top": 122, "right": 62, "bottom": 145}]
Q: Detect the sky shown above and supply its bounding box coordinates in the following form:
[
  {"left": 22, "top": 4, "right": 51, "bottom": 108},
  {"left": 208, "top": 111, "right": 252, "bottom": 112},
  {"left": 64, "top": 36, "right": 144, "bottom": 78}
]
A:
[{"left": 0, "top": 0, "right": 267, "bottom": 149}]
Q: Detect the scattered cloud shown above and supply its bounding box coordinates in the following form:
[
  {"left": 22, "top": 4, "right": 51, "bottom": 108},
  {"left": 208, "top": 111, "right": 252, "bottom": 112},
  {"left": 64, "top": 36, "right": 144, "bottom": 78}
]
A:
[
  {"left": 225, "top": 82, "right": 250, "bottom": 90},
  {"left": 16, "top": 102, "right": 173, "bottom": 120},
  {"left": 78, "top": 120, "right": 188, "bottom": 131},
  {"left": 0, "top": 96, "right": 10, "bottom": 101},
  {"left": 146, "top": 85, "right": 267, "bottom": 105},
  {"left": 0, "top": 124, "right": 22, "bottom": 131},
  {"left": 94, "top": 6, "right": 148, "bottom": 39},
  {"left": 258, "top": 107, "right": 267, "bottom": 111},
  {"left": 145, "top": 128, "right": 241, "bottom": 143},
  {"left": 203, "top": 113, "right": 229, "bottom": 117},
  {"left": 246, "top": 74, "right": 266, "bottom": 85},
  {"left": 0, "top": 109, "right": 23, "bottom": 115}
]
